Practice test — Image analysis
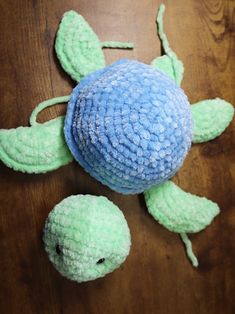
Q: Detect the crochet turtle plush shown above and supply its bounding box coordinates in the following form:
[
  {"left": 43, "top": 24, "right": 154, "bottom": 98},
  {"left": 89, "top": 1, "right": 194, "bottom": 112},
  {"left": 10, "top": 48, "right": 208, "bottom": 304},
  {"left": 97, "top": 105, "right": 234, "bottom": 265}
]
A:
[{"left": 0, "top": 5, "right": 234, "bottom": 282}]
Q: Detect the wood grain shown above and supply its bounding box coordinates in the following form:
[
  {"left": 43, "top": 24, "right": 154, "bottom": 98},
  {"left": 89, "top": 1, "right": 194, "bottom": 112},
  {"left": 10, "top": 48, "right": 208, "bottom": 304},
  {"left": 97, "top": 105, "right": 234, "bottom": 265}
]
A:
[{"left": 0, "top": 0, "right": 234, "bottom": 313}]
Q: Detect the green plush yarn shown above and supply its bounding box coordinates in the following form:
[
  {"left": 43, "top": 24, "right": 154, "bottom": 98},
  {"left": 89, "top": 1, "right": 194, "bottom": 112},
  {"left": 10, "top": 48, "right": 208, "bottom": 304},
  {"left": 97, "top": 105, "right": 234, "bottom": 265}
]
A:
[
  {"left": 0, "top": 117, "right": 72, "bottom": 173},
  {"left": 151, "top": 4, "right": 184, "bottom": 85},
  {"left": 55, "top": 10, "right": 105, "bottom": 82},
  {"left": 55, "top": 11, "right": 134, "bottom": 82},
  {"left": 43, "top": 195, "right": 131, "bottom": 282},
  {"left": 0, "top": 96, "right": 72, "bottom": 173},
  {"left": 100, "top": 41, "right": 134, "bottom": 49},
  {"left": 151, "top": 55, "right": 177, "bottom": 82},
  {"left": 192, "top": 98, "right": 234, "bottom": 143},
  {"left": 180, "top": 233, "right": 198, "bottom": 267},
  {"left": 144, "top": 181, "right": 220, "bottom": 234},
  {"left": 144, "top": 181, "right": 220, "bottom": 267},
  {"left": 29, "top": 95, "right": 70, "bottom": 126}
]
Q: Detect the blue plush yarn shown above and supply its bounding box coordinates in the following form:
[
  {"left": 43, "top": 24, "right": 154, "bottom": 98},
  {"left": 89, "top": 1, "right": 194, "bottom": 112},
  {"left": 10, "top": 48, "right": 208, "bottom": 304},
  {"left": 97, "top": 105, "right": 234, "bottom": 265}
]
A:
[{"left": 64, "top": 59, "right": 192, "bottom": 194}]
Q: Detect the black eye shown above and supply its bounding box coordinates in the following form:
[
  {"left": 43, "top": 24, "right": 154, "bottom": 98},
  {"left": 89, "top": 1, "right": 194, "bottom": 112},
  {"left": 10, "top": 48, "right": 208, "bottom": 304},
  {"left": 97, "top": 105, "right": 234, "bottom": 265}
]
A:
[
  {"left": 96, "top": 258, "right": 105, "bottom": 264},
  {"left": 56, "top": 244, "right": 62, "bottom": 255}
]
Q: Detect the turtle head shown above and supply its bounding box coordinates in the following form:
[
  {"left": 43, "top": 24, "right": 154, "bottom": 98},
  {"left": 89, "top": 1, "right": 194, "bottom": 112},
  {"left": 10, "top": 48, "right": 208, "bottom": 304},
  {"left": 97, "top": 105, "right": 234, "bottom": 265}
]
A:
[{"left": 43, "top": 195, "right": 131, "bottom": 282}]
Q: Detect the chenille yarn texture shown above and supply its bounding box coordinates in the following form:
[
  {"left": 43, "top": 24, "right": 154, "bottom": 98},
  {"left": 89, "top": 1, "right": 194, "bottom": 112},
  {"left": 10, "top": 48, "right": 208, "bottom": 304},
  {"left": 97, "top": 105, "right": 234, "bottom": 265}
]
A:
[
  {"left": 55, "top": 10, "right": 105, "bottom": 82},
  {"left": 0, "top": 96, "right": 73, "bottom": 173},
  {"left": 191, "top": 98, "right": 234, "bottom": 143},
  {"left": 144, "top": 181, "right": 220, "bottom": 234},
  {"left": 144, "top": 181, "right": 220, "bottom": 266},
  {"left": 64, "top": 59, "right": 192, "bottom": 194},
  {"left": 55, "top": 10, "right": 133, "bottom": 82},
  {"left": 0, "top": 2, "right": 233, "bottom": 273},
  {"left": 151, "top": 4, "right": 184, "bottom": 86},
  {"left": 43, "top": 194, "right": 131, "bottom": 283}
]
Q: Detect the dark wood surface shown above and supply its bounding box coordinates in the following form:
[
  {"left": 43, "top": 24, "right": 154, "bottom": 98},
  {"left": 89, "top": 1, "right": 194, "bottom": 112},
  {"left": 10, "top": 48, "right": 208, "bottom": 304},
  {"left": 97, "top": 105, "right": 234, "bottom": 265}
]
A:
[{"left": 0, "top": 0, "right": 234, "bottom": 313}]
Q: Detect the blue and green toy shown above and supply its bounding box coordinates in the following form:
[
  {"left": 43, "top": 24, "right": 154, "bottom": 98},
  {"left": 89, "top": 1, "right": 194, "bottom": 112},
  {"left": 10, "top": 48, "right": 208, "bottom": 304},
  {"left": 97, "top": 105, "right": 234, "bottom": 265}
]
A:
[{"left": 0, "top": 4, "right": 234, "bottom": 282}]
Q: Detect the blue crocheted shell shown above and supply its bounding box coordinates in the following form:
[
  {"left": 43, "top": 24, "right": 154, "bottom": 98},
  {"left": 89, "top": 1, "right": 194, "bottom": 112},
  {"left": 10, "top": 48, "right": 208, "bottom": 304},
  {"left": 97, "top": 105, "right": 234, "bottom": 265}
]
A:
[{"left": 64, "top": 59, "right": 192, "bottom": 194}]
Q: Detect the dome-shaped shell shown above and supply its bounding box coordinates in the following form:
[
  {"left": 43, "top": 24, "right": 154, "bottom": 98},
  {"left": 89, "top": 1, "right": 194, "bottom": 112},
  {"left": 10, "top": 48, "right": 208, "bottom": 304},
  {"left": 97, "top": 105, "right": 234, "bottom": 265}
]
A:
[{"left": 64, "top": 59, "right": 192, "bottom": 194}]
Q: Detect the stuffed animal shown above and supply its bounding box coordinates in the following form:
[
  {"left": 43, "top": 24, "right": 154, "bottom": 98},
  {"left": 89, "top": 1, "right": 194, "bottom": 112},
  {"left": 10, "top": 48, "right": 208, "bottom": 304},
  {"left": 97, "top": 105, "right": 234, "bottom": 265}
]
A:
[{"left": 0, "top": 4, "right": 234, "bottom": 282}]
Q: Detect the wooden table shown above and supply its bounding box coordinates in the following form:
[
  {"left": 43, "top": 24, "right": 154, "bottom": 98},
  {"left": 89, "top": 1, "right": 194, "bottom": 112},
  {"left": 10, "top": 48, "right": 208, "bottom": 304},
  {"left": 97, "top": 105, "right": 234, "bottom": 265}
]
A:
[{"left": 0, "top": 1, "right": 234, "bottom": 313}]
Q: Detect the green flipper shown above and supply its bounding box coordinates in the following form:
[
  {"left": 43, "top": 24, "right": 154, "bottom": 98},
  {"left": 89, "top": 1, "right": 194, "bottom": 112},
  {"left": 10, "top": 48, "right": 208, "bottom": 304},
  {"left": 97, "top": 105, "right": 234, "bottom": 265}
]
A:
[
  {"left": 56, "top": 11, "right": 134, "bottom": 82},
  {"left": 55, "top": 10, "right": 106, "bottom": 82},
  {"left": 144, "top": 181, "right": 220, "bottom": 233},
  {"left": 0, "top": 96, "right": 73, "bottom": 173},
  {"left": 192, "top": 98, "right": 234, "bottom": 143},
  {"left": 144, "top": 181, "right": 220, "bottom": 266},
  {"left": 151, "top": 4, "right": 184, "bottom": 85}
]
